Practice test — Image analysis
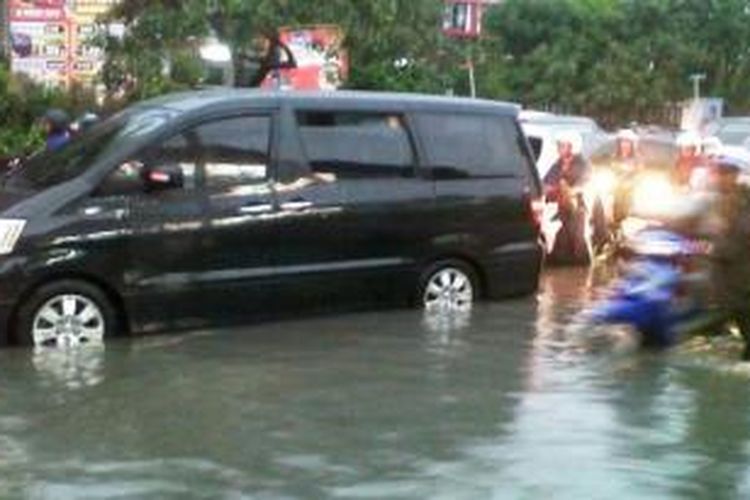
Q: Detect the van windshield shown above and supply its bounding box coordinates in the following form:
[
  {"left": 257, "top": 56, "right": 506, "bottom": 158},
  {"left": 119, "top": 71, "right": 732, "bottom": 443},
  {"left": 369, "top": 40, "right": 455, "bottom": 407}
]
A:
[{"left": 6, "top": 107, "right": 177, "bottom": 190}]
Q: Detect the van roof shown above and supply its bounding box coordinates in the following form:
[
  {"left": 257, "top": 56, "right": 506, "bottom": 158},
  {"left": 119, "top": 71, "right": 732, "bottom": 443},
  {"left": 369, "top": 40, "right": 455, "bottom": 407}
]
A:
[{"left": 139, "top": 88, "right": 520, "bottom": 116}]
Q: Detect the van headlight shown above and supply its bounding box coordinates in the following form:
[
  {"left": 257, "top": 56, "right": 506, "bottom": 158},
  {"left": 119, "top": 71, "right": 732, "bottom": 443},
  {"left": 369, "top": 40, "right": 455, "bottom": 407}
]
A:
[{"left": 0, "top": 219, "right": 26, "bottom": 255}]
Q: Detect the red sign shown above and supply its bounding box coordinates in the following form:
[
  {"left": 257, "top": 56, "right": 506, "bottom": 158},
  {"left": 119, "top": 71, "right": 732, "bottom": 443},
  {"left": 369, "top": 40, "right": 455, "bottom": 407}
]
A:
[
  {"left": 9, "top": 0, "right": 66, "bottom": 22},
  {"left": 443, "top": 0, "right": 495, "bottom": 39},
  {"left": 262, "top": 25, "right": 348, "bottom": 91}
]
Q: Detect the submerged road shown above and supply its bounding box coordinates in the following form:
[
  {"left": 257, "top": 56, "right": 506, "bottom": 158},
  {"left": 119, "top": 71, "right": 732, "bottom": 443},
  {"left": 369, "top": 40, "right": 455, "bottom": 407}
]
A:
[{"left": 0, "top": 268, "right": 748, "bottom": 499}]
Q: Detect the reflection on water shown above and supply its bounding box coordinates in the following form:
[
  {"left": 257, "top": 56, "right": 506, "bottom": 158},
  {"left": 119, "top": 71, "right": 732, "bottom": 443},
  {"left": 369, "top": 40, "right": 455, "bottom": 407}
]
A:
[
  {"left": 0, "top": 268, "right": 750, "bottom": 498},
  {"left": 421, "top": 308, "right": 473, "bottom": 355},
  {"left": 534, "top": 264, "right": 637, "bottom": 363},
  {"left": 32, "top": 345, "right": 106, "bottom": 391}
]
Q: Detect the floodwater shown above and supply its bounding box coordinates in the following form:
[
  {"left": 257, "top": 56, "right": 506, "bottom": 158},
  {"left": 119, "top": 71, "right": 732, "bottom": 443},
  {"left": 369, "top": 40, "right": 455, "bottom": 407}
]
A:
[{"left": 1, "top": 268, "right": 750, "bottom": 499}]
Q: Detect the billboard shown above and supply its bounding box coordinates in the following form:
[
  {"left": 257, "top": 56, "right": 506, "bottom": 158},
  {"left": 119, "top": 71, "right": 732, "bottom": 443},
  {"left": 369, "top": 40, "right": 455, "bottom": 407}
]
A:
[
  {"left": 262, "top": 25, "right": 348, "bottom": 91},
  {"left": 8, "top": 0, "right": 118, "bottom": 87},
  {"left": 680, "top": 98, "right": 724, "bottom": 134},
  {"left": 9, "top": 0, "right": 69, "bottom": 86}
]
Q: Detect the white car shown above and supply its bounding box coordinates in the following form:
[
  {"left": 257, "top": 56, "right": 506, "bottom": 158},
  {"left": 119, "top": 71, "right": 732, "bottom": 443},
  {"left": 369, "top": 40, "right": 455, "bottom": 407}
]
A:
[
  {"left": 519, "top": 112, "right": 610, "bottom": 181},
  {"left": 706, "top": 117, "right": 750, "bottom": 150}
]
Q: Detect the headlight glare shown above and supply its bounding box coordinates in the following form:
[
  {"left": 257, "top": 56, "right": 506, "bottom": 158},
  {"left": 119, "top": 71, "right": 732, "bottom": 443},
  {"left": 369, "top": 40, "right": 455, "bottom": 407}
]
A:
[
  {"left": 590, "top": 169, "right": 617, "bottom": 197},
  {"left": 631, "top": 173, "right": 678, "bottom": 216}
]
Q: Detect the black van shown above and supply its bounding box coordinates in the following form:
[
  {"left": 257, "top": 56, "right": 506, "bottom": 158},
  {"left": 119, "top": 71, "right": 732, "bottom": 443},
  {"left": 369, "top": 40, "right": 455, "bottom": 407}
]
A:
[{"left": 0, "top": 90, "right": 542, "bottom": 347}]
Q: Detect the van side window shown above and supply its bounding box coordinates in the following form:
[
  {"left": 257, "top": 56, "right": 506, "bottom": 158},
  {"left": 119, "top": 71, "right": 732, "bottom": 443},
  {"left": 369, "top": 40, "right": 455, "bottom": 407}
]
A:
[
  {"left": 512, "top": 122, "right": 543, "bottom": 197},
  {"left": 97, "top": 115, "right": 270, "bottom": 197},
  {"left": 96, "top": 133, "right": 197, "bottom": 197},
  {"left": 146, "top": 134, "right": 198, "bottom": 190},
  {"left": 198, "top": 115, "right": 270, "bottom": 190},
  {"left": 296, "top": 112, "right": 414, "bottom": 178},
  {"left": 416, "top": 113, "right": 524, "bottom": 178}
]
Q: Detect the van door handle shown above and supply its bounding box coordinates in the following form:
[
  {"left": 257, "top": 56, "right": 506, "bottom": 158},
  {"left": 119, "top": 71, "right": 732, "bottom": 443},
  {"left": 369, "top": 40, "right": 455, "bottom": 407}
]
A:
[
  {"left": 280, "top": 200, "right": 313, "bottom": 211},
  {"left": 238, "top": 203, "right": 273, "bottom": 215}
]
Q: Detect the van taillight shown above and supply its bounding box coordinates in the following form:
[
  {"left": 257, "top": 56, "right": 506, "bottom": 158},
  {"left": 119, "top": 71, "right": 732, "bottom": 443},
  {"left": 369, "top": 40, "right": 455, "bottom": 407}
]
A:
[{"left": 530, "top": 198, "right": 544, "bottom": 228}]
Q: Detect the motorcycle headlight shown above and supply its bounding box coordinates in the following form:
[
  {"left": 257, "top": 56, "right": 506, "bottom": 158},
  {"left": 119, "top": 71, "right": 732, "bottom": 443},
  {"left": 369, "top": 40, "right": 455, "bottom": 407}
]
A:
[
  {"left": 631, "top": 173, "right": 679, "bottom": 216},
  {"left": 0, "top": 219, "right": 26, "bottom": 255},
  {"left": 590, "top": 169, "right": 617, "bottom": 197}
]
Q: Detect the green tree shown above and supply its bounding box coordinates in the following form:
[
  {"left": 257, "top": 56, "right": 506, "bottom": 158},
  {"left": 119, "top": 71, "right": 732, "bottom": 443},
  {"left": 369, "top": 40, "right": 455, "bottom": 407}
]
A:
[
  {"left": 481, "top": 0, "right": 750, "bottom": 126},
  {"left": 99, "top": 0, "right": 457, "bottom": 97}
]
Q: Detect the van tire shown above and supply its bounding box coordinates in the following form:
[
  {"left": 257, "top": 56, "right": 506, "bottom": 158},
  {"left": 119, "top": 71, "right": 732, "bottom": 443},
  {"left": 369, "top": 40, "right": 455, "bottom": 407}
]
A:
[
  {"left": 15, "top": 280, "right": 118, "bottom": 347},
  {"left": 417, "top": 259, "right": 479, "bottom": 312}
]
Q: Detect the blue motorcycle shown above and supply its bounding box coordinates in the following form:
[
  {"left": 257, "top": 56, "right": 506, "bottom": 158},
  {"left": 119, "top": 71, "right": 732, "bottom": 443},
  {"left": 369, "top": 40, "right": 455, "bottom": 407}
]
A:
[{"left": 587, "top": 228, "right": 710, "bottom": 348}]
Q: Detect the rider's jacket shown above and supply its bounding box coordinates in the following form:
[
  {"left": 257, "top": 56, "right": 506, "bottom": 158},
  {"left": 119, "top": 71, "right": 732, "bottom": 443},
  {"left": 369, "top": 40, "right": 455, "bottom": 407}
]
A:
[{"left": 543, "top": 155, "right": 590, "bottom": 204}]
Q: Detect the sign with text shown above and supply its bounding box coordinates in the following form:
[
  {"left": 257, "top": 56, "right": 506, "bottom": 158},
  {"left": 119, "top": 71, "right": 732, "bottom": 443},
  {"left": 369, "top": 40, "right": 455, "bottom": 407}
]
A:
[{"left": 8, "top": 0, "right": 119, "bottom": 87}]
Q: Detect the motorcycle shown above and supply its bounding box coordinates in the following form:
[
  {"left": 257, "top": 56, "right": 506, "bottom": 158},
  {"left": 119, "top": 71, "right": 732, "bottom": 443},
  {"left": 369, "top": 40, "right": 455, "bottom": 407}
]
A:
[
  {"left": 584, "top": 227, "right": 713, "bottom": 348},
  {"left": 541, "top": 176, "right": 611, "bottom": 265}
]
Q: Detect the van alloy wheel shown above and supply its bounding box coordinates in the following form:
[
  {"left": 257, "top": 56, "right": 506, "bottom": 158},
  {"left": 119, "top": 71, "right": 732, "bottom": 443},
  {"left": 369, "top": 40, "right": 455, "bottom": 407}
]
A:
[
  {"left": 31, "top": 294, "right": 105, "bottom": 347},
  {"left": 422, "top": 267, "right": 474, "bottom": 313}
]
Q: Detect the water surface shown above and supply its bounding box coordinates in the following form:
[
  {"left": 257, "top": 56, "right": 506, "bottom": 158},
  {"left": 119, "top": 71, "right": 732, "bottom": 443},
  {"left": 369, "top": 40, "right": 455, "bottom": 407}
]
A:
[{"left": 1, "top": 268, "right": 748, "bottom": 499}]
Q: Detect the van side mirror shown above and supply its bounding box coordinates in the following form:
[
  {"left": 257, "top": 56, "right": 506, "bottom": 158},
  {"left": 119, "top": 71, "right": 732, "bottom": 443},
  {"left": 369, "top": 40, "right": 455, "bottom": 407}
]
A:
[{"left": 143, "top": 164, "right": 184, "bottom": 193}]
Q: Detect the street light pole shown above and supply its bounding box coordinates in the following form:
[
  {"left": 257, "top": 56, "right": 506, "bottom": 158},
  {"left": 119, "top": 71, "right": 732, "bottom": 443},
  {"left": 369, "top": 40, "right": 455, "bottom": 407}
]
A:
[
  {"left": 689, "top": 73, "right": 706, "bottom": 101},
  {"left": 467, "top": 56, "right": 476, "bottom": 98}
]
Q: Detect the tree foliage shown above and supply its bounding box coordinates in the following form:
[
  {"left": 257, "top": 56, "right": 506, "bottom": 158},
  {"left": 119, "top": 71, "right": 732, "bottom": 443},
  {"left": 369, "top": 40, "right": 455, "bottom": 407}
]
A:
[
  {"left": 98, "top": 0, "right": 460, "bottom": 99},
  {"left": 0, "top": 58, "right": 98, "bottom": 155},
  {"left": 480, "top": 0, "right": 750, "bottom": 126},
  {"left": 3, "top": 0, "right": 746, "bottom": 146}
]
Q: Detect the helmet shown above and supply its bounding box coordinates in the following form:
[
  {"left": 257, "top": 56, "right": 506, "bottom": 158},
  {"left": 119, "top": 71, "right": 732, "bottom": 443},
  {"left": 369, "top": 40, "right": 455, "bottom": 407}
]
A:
[
  {"left": 713, "top": 146, "right": 750, "bottom": 173},
  {"left": 555, "top": 130, "right": 583, "bottom": 155},
  {"left": 43, "top": 108, "right": 71, "bottom": 134},
  {"left": 676, "top": 131, "right": 701, "bottom": 149},
  {"left": 616, "top": 129, "right": 639, "bottom": 144},
  {"left": 701, "top": 136, "right": 723, "bottom": 157}
]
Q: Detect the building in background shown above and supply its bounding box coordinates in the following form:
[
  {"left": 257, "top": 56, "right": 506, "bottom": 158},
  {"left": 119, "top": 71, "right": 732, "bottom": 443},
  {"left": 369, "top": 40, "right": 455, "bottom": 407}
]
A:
[{"left": 442, "top": 0, "right": 501, "bottom": 39}]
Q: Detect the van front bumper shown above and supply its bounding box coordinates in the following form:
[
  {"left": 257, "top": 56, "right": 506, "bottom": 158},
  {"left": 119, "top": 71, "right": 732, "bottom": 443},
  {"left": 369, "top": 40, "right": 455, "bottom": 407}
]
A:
[{"left": 0, "top": 300, "right": 16, "bottom": 345}]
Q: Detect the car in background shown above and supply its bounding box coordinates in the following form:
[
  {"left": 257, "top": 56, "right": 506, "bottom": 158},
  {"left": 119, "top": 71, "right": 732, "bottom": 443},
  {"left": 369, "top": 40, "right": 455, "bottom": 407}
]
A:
[
  {"left": 519, "top": 111, "right": 610, "bottom": 180},
  {"left": 705, "top": 117, "right": 750, "bottom": 149}
]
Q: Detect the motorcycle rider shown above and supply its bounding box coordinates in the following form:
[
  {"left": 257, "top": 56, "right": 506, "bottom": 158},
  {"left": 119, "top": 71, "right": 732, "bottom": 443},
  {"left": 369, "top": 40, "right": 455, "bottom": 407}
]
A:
[
  {"left": 42, "top": 108, "right": 71, "bottom": 152},
  {"left": 544, "top": 130, "right": 589, "bottom": 188},
  {"left": 707, "top": 150, "right": 750, "bottom": 359},
  {"left": 610, "top": 129, "right": 643, "bottom": 231},
  {"left": 687, "top": 136, "right": 723, "bottom": 191},
  {"left": 543, "top": 131, "right": 592, "bottom": 264},
  {"left": 674, "top": 131, "right": 703, "bottom": 187},
  {"left": 613, "top": 129, "right": 641, "bottom": 171}
]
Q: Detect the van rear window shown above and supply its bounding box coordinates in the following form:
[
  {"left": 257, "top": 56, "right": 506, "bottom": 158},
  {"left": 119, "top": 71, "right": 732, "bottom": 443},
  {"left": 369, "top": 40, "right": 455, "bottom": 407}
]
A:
[{"left": 415, "top": 113, "right": 529, "bottom": 179}]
